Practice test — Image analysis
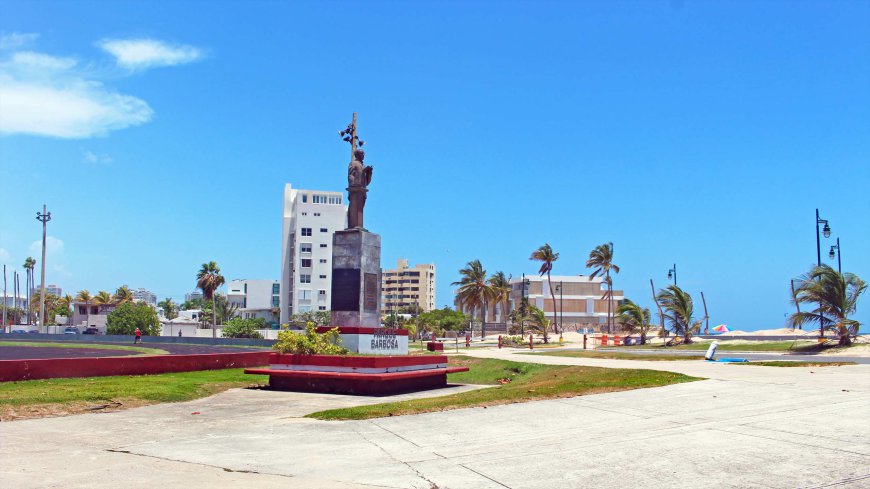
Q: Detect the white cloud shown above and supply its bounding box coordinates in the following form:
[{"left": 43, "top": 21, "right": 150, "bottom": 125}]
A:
[
  {"left": 98, "top": 38, "right": 202, "bottom": 70},
  {"left": 83, "top": 150, "right": 113, "bottom": 164},
  {"left": 0, "top": 49, "right": 153, "bottom": 138},
  {"left": 0, "top": 248, "right": 10, "bottom": 263},
  {"left": 0, "top": 32, "right": 38, "bottom": 50},
  {"left": 29, "top": 236, "right": 64, "bottom": 256}
]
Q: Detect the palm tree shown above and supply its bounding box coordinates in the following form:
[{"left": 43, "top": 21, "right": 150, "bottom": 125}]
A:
[
  {"left": 75, "top": 290, "right": 92, "bottom": 327},
  {"left": 788, "top": 265, "right": 866, "bottom": 346},
  {"left": 23, "top": 257, "right": 35, "bottom": 325},
  {"left": 197, "top": 261, "right": 225, "bottom": 338},
  {"left": 586, "top": 242, "right": 620, "bottom": 334},
  {"left": 530, "top": 244, "right": 559, "bottom": 333},
  {"left": 59, "top": 294, "right": 74, "bottom": 325},
  {"left": 488, "top": 271, "right": 512, "bottom": 328},
  {"left": 93, "top": 291, "right": 113, "bottom": 313},
  {"left": 616, "top": 299, "right": 652, "bottom": 345},
  {"left": 452, "top": 260, "right": 494, "bottom": 339},
  {"left": 656, "top": 285, "right": 702, "bottom": 344},
  {"left": 113, "top": 285, "right": 134, "bottom": 305},
  {"left": 526, "top": 305, "right": 550, "bottom": 343},
  {"left": 213, "top": 293, "right": 239, "bottom": 325},
  {"left": 158, "top": 297, "right": 178, "bottom": 320}
]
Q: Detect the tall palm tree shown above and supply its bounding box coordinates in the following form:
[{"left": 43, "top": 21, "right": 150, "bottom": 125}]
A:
[
  {"left": 530, "top": 244, "right": 559, "bottom": 333},
  {"left": 93, "top": 291, "right": 113, "bottom": 313},
  {"left": 23, "top": 257, "right": 35, "bottom": 325},
  {"left": 452, "top": 260, "right": 494, "bottom": 339},
  {"left": 788, "top": 265, "right": 866, "bottom": 346},
  {"left": 656, "top": 285, "right": 701, "bottom": 344},
  {"left": 197, "top": 261, "right": 225, "bottom": 338},
  {"left": 488, "top": 271, "right": 512, "bottom": 327},
  {"left": 616, "top": 299, "right": 652, "bottom": 345},
  {"left": 75, "top": 290, "right": 92, "bottom": 327},
  {"left": 158, "top": 297, "right": 178, "bottom": 320},
  {"left": 59, "top": 294, "right": 74, "bottom": 325},
  {"left": 113, "top": 285, "right": 134, "bottom": 305},
  {"left": 586, "top": 242, "right": 620, "bottom": 334}
]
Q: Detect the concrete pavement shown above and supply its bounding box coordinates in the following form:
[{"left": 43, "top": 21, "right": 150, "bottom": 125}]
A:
[{"left": 1, "top": 349, "right": 868, "bottom": 488}]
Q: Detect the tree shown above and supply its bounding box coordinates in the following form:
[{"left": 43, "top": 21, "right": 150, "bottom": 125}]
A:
[
  {"left": 488, "top": 271, "right": 512, "bottom": 326},
  {"left": 29, "top": 293, "right": 58, "bottom": 326},
  {"left": 196, "top": 261, "right": 225, "bottom": 338},
  {"left": 23, "top": 257, "right": 35, "bottom": 325},
  {"left": 158, "top": 297, "right": 178, "bottom": 320},
  {"left": 113, "top": 285, "right": 134, "bottom": 305},
  {"left": 586, "top": 242, "right": 620, "bottom": 334},
  {"left": 530, "top": 244, "right": 559, "bottom": 333},
  {"left": 181, "top": 298, "right": 203, "bottom": 311},
  {"left": 75, "top": 290, "right": 92, "bottom": 327},
  {"left": 526, "top": 305, "right": 550, "bottom": 343},
  {"left": 656, "top": 285, "right": 702, "bottom": 344},
  {"left": 508, "top": 297, "right": 530, "bottom": 334},
  {"left": 616, "top": 299, "right": 652, "bottom": 345},
  {"left": 788, "top": 265, "right": 866, "bottom": 346},
  {"left": 58, "top": 294, "right": 74, "bottom": 324},
  {"left": 93, "top": 291, "right": 113, "bottom": 312},
  {"left": 417, "top": 308, "right": 467, "bottom": 335},
  {"left": 452, "top": 260, "right": 494, "bottom": 338},
  {"left": 222, "top": 317, "right": 266, "bottom": 339},
  {"left": 106, "top": 302, "right": 160, "bottom": 336},
  {"left": 290, "top": 310, "right": 331, "bottom": 328}
]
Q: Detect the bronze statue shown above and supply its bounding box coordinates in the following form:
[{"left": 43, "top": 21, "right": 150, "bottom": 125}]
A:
[{"left": 339, "top": 113, "right": 373, "bottom": 229}]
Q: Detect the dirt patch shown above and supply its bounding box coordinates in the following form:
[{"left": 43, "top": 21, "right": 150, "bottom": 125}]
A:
[{"left": 0, "top": 397, "right": 154, "bottom": 421}]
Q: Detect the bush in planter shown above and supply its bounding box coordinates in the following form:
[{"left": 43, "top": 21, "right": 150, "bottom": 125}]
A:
[
  {"left": 222, "top": 317, "right": 265, "bottom": 339},
  {"left": 274, "top": 324, "right": 349, "bottom": 355}
]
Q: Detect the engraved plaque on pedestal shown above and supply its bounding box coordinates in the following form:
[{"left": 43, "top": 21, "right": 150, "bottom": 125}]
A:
[{"left": 329, "top": 229, "right": 381, "bottom": 328}]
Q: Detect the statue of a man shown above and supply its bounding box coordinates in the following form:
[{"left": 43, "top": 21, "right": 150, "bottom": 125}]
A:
[{"left": 347, "top": 149, "right": 373, "bottom": 229}]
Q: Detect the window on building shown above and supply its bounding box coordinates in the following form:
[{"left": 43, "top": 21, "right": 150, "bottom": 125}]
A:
[
  {"left": 319, "top": 259, "right": 327, "bottom": 263},
  {"left": 320, "top": 228, "right": 328, "bottom": 233},
  {"left": 299, "top": 290, "right": 312, "bottom": 300},
  {"left": 313, "top": 194, "right": 330, "bottom": 204},
  {"left": 318, "top": 306, "right": 327, "bottom": 311},
  {"left": 320, "top": 244, "right": 328, "bottom": 248},
  {"left": 301, "top": 259, "right": 312, "bottom": 268},
  {"left": 78, "top": 306, "right": 86, "bottom": 314},
  {"left": 319, "top": 274, "right": 327, "bottom": 279},
  {"left": 272, "top": 296, "right": 280, "bottom": 307},
  {"left": 299, "top": 305, "right": 311, "bottom": 312},
  {"left": 313, "top": 212, "right": 320, "bottom": 216},
  {"left": 272, "top": 283, "right": 280, "bottom": 294},
  {"left": 302, "top": 194, "right": 308, "bottom": 203},
  {"left": 300, "top": 243, "right": 312, "bottom": 253},
  {"left": 301, "top": 227, "right": 312, "bottom": 236},
  {"left": 318, "top": 290, "right": 327, "bottom": 296},
  {"left": 301, "top": 212, "right": 307, "bottom": 216},
  {"left": 300, "top": 274, "right": 311, "bottom": 284}
]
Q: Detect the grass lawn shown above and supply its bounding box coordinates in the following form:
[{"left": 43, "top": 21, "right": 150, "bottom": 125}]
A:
[
  {"left": 0, "top": 368, "right": 267, "bottom": 421},
  {"left": 736, "top": 361, "right": 858, "bottom": 367},
  {"left": 617, "top": 340, "right": 820, "bottom": 352},
  {"left": 525, "top": 350, "right": 702, "bottom": 361},
  {"left": 307, "top": 356, "right": 701, "bottom": 420},
  {"left": 0, "top": 341, "right": 169, "bottom": 356}
]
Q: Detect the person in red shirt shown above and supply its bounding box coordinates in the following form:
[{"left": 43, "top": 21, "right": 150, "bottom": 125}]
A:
[{"left": 134, "top": 327, "right": 142, "bottom": 344}]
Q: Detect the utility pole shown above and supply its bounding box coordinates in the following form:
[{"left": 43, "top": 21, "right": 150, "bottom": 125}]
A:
[
  {"left": 2, "top": 265, "right": 6, "bottom": 330},
  {"left": 36, "top": 205, "right": 52, "bottom": 332}
]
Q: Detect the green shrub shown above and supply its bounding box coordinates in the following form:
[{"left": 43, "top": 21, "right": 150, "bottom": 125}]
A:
[
  {"left": 222, "top": 317, "right": 265, "bottom": 339},
  {"left": 274, "top": 325, "right": 348, "bottom": 355},
  {"left": 106, "top": 302, "right": 160, "bottom": 336}
]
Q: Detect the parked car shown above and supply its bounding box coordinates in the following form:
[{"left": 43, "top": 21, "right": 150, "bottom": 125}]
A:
[
  {"left": 11, "top": 328, "right": 28, "bottom": 334},
  {"left": 83, "top": 327, "right": 99, "bottom": 335},
  {"left": 64, "top": 327, "right": 79, "bottom": 335}
]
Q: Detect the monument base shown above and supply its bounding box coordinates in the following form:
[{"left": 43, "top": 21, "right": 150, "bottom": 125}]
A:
[
  {"left": 330, "top": 229, "right": 381, "bottom": 328},
  {"left": 245, "top": 353, "right": 469, "bottom": 396},
  {"left": 317, "top": 326, "right": 409, "bottom": 355}
]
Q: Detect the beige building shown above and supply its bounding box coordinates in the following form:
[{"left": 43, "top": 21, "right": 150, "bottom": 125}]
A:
[{"left": 381, "top": 259, "right": 436, "bottom": 313}]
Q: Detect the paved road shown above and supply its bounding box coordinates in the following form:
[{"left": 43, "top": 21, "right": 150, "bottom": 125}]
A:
[
  {"left": 0, "top": 346, "right": 141, "bottom": 360},
  {"left": 1, "top": 349, "right": 868, "bottom": 488},
  {"left": 0, "top": 338, "right": 266, "bottom": 357},
  {"left": 585, "top": 347, "right": 870, "bottom": 364}
]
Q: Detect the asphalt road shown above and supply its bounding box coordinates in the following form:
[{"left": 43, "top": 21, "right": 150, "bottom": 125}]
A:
[
  {"left": 0, "top": 338, "right": 267, "bottom": 359},
  {"left": 590, "top": 347, "right": 870, "bottom": 364}
]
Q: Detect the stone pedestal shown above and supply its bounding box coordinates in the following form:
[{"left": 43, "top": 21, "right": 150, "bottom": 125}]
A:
[{"left": 330, "top": 229, "right": 381, "bottom": 328}]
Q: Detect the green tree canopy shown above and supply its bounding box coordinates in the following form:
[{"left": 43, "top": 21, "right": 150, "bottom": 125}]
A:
[
  {"left": 222, "top": 317, "right": 266, "bottom": 339},
  {"left": 417, "top": 307, "right": 467, "bottom": 332},
  {"left": 106, "top": 302, "right": 160, "bottom": 336}
]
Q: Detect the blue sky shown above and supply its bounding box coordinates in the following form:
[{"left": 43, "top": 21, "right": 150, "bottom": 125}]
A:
[{"left": 1, "top": 1, "right": 868, "bottom": 330}]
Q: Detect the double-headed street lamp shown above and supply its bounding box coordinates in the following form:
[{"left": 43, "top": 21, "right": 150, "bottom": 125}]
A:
[
  {"left": 815, "top": 208, "right": 831, "bottom": 266},
  {"left": 829, "top": 238, "right": 841, "bottom": 274},
  {"left": 667, "top": 264, "right": 677, "bottom": 286},
  {"left": 36, "top": 205, "right": 51, "bottom": 332}
]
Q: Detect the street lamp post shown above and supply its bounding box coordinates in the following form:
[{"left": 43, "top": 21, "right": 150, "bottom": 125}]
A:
[
  {"left": 667, "top": 264, "right": 677, "bottom": 287},
  {"left": 555, "top": 282, "right": 563, "bottom": 339},
  {"left": 815, "top": 208, "right": 830, "bottom": 267},
  {"left": 829, "top": 238, "right": 841, "bottom": 274},
  {"left": 36, "top": 205, "right": 51, "bottom": 333},
  {"left": 520, "top": 274, "right": 529, "bottom": 335}
]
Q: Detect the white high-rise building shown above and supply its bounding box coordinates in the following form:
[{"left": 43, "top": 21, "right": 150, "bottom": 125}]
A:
[
  {"left": 280, "top": 184, "right": 347, "bottom": 324},
  {"left": 227, "top": 279, "right": 280, "bottom": 324}
]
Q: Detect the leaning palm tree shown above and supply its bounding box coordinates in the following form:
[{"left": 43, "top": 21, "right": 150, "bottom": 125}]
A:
[
  {"left": 452, "top": 260, "right": 494, "bottom": 339},
  {"left": 197, "top": 261, "right": 225, "bottom": 338},
  {"left": 530, "top": 244, "right": 559, "bottom": 333},
  {"left": 488, "top": 271, "right": 512, "bottom": 327},
  {"left": 526, "top": 305, "right": 551, "bottom": 343},
  {"left": 23, "top": 257, "right": 35, "bottom": 325},
  {"left": 75, "top": 290, "right": 92, "bottom": 327},
  {"left": 656, "top": 285, "right": 702, "bottom": 344},
  {"left": 788, "top": 265, "right": 866, "bottom": 346},
  {"left": 586, "top": 242, "right": 620, "bottom": 334},
  {"left": 93, "top": 291, "right": 113, "bottom": 313},
  {"left": 616, "top": 299, "right": 652, "bottom": 345},
  {"left": 113, "top": 285, "right": 134, "bottom": 305}
]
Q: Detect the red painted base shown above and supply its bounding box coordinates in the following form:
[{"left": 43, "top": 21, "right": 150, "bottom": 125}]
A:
[{"left": 426, "top": 342, "right": 444, "bottom": 352}]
